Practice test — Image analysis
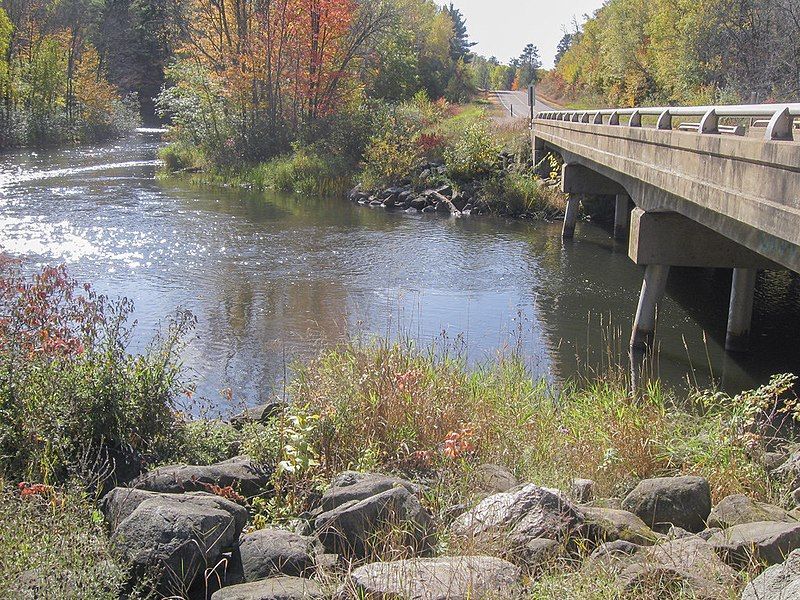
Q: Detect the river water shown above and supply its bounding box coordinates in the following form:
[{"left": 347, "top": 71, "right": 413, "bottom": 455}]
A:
[{"left": 1, "top": 132, "right": 798, "bottom": 411}]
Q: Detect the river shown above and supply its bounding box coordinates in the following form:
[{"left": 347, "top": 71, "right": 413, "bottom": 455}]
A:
[{"left": 1, "top": 132, "right": 798, "bottom": 412}]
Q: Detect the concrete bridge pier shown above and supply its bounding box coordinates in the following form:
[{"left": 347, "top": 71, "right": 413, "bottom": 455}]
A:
[
  {"left": 560, "top": 163, "right": 629, "bottom": 240},
  {"left": 562, "top": 196, "right": 580, "bottom": 238},
  {"left": 631, "top": 264, "right": 670, "bottom": 350},
  {"left": 628, "top": 208, "right": 776, "bottom": 353},
  {"left": 614, "top": 195, "right": 631, "bottom": 239},
  {"left": 726, "top": 268, "right": 758, "bottom": 353}
]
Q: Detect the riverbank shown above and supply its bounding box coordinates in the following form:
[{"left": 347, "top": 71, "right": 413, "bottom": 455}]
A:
[
  {"left": 158, "top": 97, "right": 568, "bottom": 221},
  {"left": 3, "top": 259, "right": 800, "bottom": 598}
]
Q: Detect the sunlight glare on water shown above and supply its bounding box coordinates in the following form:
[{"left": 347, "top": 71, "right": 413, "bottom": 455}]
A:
[{"left": 1, "top": 132, "right": 799, "bottom": 414}]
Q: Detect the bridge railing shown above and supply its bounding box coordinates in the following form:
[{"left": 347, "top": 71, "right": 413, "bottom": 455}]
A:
[{"left": 535, "top": 103, "right": 800, "bottom": 141}]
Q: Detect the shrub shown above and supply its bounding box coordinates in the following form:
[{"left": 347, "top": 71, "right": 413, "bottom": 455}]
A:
[
  {"left": 170, "top": 419, "right": 240, "bottom": 466},
  {"left": 159, "top": 142, "right": 206, "bottom": 172},
  {"left": 444, "top": 121, "right": 502, "bottom": 181},
  {"left": 482, "top": 172, "right": 567, "bottom": 218},
  {"left": 0, "top": 486, "right": 131, "bottom": 599},
  {"left": 0, "top": 259, "right": 192, "bottom": 484},
  {"left": 254, "top": 146, "right": 353, "bottom": 197}
]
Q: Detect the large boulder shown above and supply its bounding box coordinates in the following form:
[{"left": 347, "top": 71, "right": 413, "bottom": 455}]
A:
[
  {"left": 131, "top": 456, "right": 271, "bottom": 497},
  {"left": 450, "top": 484, "right": 583, "bottom": 558},
  {"left": 320, "top": 472, "right": 419, "bottom": 512},
  {"left": 707, "top": 494, "right": 797, "bottom": 530},
  {"left": 342, "top": 556, "right": 520, "bottom": 599},
  {"left": 112, "top": 493, "right": 246, "bottom": 595},
  {"left": 620, "top": 537, "right": 738, "bottom": 600},
  {"left": 231, "top": 402, "right": 286, "bottom": 428},
  {"left": 742, "top": 548, "right": 800, "bottom": 600},
  {"left": 314, "top": 486, "right": 433, "bottom": 558},
  {"left": 474, "top": 464, "right": 518, "bottom": 494},
  {"left": 578, "top": 506, "right": 659, "bottom": 546},
  {"left": 101, "top": 487, "right": 248, "bottom": 532},
  {"left": 622, "top": 476, "right": 711, "bottom": 533},
  {"left": 238, "top": 529, "right": 321, "bottom": 581},
  {"left": 708, "top": 521, "right": 800, "bottom": 568},
  {"left": 211, "top": 577, "right": 323, "bottom": 600}
]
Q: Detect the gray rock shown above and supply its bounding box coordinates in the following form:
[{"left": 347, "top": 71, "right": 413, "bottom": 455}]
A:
[
  {"left": 588, "top": 540, "right": 646, "bottom": 573},
  {"left": 101, "top": 487, "right": 248, "bottom": 532},
  {"left": 620, "top": 537, "right": 738, "bottom": 600},
  {"left": 231, "top": 402, "right": 286, "bottom": 428},
  {"left": 343, "top": 556, "right": 520, "bottom": 600},
  {"left": 100, "top": 488, "right": 249, "bottom": 531},
  {"left": 742, "top": 548, "right": 800, "bottom": 600},
  {"left": 314, "top": 486, "right": 432, "bottom": 558},
  {"left": 773, "top": 450, "right": 800, "bottom": 490},
  {"left": 474, "top": 464, "right": 518, "bottom": 494},
  {"left": 708, "top": 494, "right": 796, "bottom": 530},
  {"left": 622, "top": 476, "right": 711, "bottom": 533},
  {"left": 409, "top": 197, "right": 427, "bottom": 210},
  {"left": 667, "top": 525, "right": 695, "bottom": 540},
  {"left": 421, "top": 205, "right": 436, "bottom": 213},
  {"left": 321, "top": 472, "right": 419, "bottom": 512},
  {"left": 112, "top": 493, "right": 245, "bottom": 595},
  {"left": 239, "top": 529, "right": 321, "bottom": 581},
  {"left": 698, "top": 527, "right": 723, "bottom": 541},
  {"left": 762, "top": 451, "right": 789, "bottom": 473},
  {"left": 131, "top": 456, "right": 272, "bottom": 497},
  {"left": 517, "top": 538, "right": 561, "bottom": 570},
  {"left": 211, "top": 577, "right": 323, "bottom": 600},
  {"left": 620, "top": 564, "right": 727, "bottom": 600},
  {"left": 450, "top": 484, "right": 583, "bottom": 555},
  {"left": 588, "top": 497, "right": 623, "bottom": 510},
  {"left": 708, "top": 521, "right": 800, "bottom": 567},
  {"left": 579, "top": 506, "right": 658, "bottom": 546},
  {"left": 570, "top": 478, "right": 596, "bottom": 503}
]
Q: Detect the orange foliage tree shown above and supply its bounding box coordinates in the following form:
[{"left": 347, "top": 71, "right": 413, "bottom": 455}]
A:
[{"left": 170, "top": 0, "right": 391, "bottom": 160}]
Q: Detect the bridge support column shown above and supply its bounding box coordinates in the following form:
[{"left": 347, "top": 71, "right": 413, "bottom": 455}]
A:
[
  {"left": 726, "top": 268, "right": 757, "bottom": 353},
  {"left": 614, "top": 194, "right": 630, "bottom": 239},
  {"left": 630, "top": 264, "right": 670, "bottom": 350},
  {"left": 562, "top": 196, "right": 580, "bottom": 238}
]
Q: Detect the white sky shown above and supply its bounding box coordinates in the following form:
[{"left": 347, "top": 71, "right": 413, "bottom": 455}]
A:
[{"left": 439, "top": 0, "right": 607, "bottom": 68}]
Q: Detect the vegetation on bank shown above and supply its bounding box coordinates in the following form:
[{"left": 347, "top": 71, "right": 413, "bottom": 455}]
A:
[
  {"left": 160, "top": 94, "right": 566, "bottom": 218},
  {"left": 0, "top": 4, "right": 140, "bottom": 149},
  {"left": 2, "top": 260, "right": 799, "bottom": 597}
]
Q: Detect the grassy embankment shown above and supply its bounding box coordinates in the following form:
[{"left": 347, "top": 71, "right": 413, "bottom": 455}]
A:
[
  {"left": 158, "top": 94, "right": 567, "bottom": 219},
  {"left": 1, "top": 260, "right": 797, "bottom": 597}
]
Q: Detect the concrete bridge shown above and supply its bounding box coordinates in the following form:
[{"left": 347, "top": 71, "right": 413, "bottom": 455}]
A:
[{"left": 532, "top": 103, "right": 800, "bottom": 353}]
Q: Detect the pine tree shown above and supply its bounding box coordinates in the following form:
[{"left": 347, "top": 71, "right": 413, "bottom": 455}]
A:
[{"left": 445, "top": 3, "right": 476, "bottom": 63}]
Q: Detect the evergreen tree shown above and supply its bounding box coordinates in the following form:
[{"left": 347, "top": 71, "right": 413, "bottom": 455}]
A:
[{"left": 445, "top": 3, "right": 476, "bottom": 63}]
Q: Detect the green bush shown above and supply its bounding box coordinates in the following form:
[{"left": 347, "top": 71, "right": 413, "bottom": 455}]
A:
[
  {"left": 254, "top": 146, "right": 353, "bottom": 197},
  {"left": 0, "top": 487, "right": 131, "bottom": 599},
  {"left": 159, "top": 142, "right": 206, "bottom": 172},
  {"left": 170, "top": 419, "right": 240, "bottom": 466},
  {"left": 444, "top": 121, "right": 502, "bottom": 181},
  {"left": 0, "top": 261, "right": 191, "bottom": 484},
  {"left": 482, "top": 171, "right": 567, "bottom": 217}
]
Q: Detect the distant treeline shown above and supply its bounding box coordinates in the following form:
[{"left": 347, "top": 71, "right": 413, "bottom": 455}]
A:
[{"left": 547, "top": 0, "right": 800, "bottom": 107}]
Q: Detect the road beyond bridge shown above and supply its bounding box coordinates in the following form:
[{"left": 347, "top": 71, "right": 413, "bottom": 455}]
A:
[{"left": 532, "top": 103, "right": 800, "bottom": 354}]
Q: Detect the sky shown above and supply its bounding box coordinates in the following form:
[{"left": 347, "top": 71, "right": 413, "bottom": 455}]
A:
[{"left": 439, "top": 0, "right": 607, "bottom": 68}]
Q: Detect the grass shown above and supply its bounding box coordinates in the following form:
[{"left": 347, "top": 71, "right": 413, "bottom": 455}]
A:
[
  {"left": 0, "top": 485, "right": 130, "bottom": 599},
  {"left": 287, "top": 338, "right": 785, "bottom": 508}
]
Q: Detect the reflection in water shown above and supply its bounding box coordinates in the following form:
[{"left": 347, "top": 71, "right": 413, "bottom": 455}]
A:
[{"left": 1, "top": 133, "right": 799, "bottom": 413}]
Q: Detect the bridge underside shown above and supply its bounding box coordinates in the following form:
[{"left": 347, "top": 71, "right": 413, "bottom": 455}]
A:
[{"left": 532, "top": 120, "right": 800, "bottom": 353}]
